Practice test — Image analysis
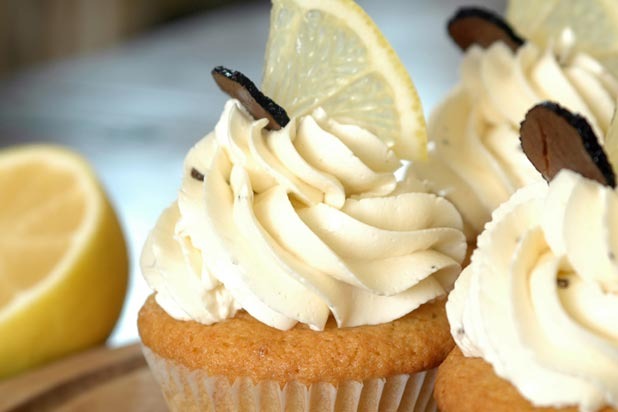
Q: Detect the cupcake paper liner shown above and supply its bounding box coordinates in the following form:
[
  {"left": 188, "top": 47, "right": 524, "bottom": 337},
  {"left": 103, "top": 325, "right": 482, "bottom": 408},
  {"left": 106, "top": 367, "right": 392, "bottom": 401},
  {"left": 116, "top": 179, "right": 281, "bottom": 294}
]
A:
[{"left": 142, "top": 345, "right": 438, "bottom": 412}]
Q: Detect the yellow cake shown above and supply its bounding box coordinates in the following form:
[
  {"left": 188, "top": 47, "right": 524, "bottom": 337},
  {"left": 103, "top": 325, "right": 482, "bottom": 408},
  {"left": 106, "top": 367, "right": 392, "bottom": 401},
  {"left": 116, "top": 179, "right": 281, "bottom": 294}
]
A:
[
  {"left": 139, "top": 296, "right": 453, "bottom": 410},
  {"left": 436, "top": 348, "right": 617, "bottom": 412}
]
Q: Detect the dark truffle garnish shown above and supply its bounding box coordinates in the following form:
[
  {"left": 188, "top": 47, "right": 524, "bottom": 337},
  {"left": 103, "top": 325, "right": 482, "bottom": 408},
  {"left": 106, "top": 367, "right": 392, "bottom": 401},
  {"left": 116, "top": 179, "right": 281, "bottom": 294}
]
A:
[
  {"left": 190, "top": 167, "right": 205, "bottom": 182},
  {"left": 520, "top": 102, "right": 615, "bottom": 188},
  {"left": 447, "top": 7, "right": 525, "bottom": 52},
  {"left": 557, "top": 278, "right": 570, "bottom": 289},
  {"left": 211, "top": 66, "right": 289, "bottom": 130}
]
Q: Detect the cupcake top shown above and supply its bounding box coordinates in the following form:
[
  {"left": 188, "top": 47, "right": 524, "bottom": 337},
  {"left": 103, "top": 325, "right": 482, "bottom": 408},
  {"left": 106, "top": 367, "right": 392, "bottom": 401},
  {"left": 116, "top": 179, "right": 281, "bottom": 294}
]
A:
[
  {"left": 447, "top": 103, "right": 618, "bottom": 411},
  {"left": 141, "top": 0, "right": 467, "bottom": 331},
  {"left": 142, "top": 99, "right": 465, "bottom": 331},
  {"left": 409, "top": 7, "right": 618, "bottom": 241}
]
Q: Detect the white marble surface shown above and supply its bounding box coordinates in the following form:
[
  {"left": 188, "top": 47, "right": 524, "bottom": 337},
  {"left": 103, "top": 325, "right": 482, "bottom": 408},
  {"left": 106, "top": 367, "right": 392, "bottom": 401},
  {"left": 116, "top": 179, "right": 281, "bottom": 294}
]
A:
[{"left": 0, "top": 0, "right": 506, "bottom": 346}]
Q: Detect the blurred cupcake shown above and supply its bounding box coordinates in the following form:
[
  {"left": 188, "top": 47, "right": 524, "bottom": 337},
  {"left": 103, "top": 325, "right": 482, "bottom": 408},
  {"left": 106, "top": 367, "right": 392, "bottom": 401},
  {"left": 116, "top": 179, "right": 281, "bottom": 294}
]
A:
[
  {"left": 407, "top": 7, "right": 618, "bottom": 241},
  {"left": 435, "top": 102, "right": 618, "bottom": 411},
  {"left": 138, "top": 0, "right": 467, "bottom": 410}
]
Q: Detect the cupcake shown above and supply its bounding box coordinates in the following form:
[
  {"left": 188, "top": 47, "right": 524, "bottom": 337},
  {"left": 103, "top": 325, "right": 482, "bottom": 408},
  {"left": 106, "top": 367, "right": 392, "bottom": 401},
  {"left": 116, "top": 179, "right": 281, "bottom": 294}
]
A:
[
  {"left": 435, "top": 102, "right": 618, "bottom": 411},
  {"left": 407, "top": 7, "right": 618, "bottom": 242},
  {"left": 138, "top": 0, "right": 467, "bottom": 410}
]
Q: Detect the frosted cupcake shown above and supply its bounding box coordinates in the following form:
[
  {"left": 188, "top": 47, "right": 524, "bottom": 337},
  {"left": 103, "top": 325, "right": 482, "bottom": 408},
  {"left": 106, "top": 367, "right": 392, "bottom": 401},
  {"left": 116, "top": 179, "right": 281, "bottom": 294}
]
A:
[
  {"left": 408, "top": 7, "right": 618, "bottom": 241},
  {"left": 138, "top": 0, "right": 467, "bottom": 410},
  {"left": 435, "top": 102, "right": 618, "bottom": 412}
]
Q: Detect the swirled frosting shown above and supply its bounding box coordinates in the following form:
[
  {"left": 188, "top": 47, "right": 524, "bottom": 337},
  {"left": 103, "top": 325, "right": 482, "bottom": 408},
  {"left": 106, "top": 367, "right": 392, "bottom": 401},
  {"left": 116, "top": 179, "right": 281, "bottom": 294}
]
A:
[
  {"left": 409, "top": 31, "right": 618, "bottom": 240},
  {"left": 448, "top": 170, "right": 618, "bottom": 411},
  {"left": 142, "top": 99, "right": 466, "bottom": 331}
]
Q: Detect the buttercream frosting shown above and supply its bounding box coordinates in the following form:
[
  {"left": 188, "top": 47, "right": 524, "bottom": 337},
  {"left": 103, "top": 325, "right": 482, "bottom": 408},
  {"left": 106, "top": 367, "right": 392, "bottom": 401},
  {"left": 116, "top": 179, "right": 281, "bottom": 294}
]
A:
[
  {"left": 409, "top": 31, "right": 618, "bottom": 240},
  {"left": 448, "top": 170, "right": 618, "bottom": 411},
  {"left": 142, "top": 99, "right": 466, "bottom": 331}
]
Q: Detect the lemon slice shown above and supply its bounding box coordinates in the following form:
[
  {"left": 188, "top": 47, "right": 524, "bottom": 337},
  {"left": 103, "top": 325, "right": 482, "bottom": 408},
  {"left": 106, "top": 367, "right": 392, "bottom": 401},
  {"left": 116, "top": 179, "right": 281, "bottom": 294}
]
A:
[
  {"left": 506, "top": 0, "right": 618, "bottom": 78},
  {"left": 0, "top": 145, "right": 129, "bottom": 379},
  {"left": 261, "top": 0, "right": 426, "bottom": 160}
]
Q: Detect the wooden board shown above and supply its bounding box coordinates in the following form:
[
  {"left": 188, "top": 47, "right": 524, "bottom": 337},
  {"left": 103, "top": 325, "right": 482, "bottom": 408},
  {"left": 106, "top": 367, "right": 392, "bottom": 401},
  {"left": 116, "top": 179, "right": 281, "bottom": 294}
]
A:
[{"left": 0, "top": 344, "right": 167, "bottom": 412}]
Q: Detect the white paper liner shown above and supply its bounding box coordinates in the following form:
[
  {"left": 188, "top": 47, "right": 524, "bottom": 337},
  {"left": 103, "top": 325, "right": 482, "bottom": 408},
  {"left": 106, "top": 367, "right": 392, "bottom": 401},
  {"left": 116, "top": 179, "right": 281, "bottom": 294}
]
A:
[{"left": 142, "top": 345, "right": 438, "bottom": 411}]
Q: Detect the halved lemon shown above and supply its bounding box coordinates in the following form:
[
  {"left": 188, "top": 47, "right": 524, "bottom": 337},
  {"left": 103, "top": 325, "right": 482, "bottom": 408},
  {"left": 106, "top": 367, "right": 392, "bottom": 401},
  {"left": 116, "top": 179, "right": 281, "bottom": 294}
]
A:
[
  {"left": 0, "top": 145, "right": 129, "bottom": 379},
  {"left": 506, "top": 0, "right": 618, "bottom": 79},
  {"left": 261, "top": 0, "right": 427, "bottom": 160}
]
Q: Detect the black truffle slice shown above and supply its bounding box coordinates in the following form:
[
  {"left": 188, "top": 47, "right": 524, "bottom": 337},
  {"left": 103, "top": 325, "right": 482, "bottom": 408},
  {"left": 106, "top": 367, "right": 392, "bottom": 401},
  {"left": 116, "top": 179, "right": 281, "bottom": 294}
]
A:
[
  {"left": 447, "top": 7, "right": 525, "bottom": 52},
  {"left": 211, "top": 66, "right": 289, "bottom": 130},
  {"left": 190, "top": 167, "right": 204, "bottom": 182},
  {"left": 520, "top": 102, "right": 616, "bottom": 188}
]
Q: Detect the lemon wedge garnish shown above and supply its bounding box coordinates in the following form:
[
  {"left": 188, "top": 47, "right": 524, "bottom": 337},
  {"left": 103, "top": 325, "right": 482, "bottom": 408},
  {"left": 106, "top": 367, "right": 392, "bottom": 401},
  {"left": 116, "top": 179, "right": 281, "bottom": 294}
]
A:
[
  {"left": 0, "top": 145, "right": 129, "bottom": 379},
  {"left": 506, "top": 0, "right": 618, "bottom": 79},
  {"left": 261, "top": 0, "right": 426, "bottom": 160}
]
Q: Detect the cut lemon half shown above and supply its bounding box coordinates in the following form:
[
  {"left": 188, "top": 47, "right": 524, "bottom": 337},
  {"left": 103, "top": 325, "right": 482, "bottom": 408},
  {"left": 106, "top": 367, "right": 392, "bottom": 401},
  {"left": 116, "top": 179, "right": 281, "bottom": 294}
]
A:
[
  {"left": 261, "top": 0, "right": 426, "bottom": 160},
  {"left": 506, "top": 0, "right": 618, "bottom": 79},
  {"left": 0, "top": 145, "right": 128, "bottom": 379}
]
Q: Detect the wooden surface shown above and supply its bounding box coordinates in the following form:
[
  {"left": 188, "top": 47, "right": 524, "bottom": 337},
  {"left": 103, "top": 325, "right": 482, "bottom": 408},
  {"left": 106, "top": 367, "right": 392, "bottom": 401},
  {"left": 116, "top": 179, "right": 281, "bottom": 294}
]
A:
[{"left": 0, "top": 344, "right": 166, "bottom": 412}]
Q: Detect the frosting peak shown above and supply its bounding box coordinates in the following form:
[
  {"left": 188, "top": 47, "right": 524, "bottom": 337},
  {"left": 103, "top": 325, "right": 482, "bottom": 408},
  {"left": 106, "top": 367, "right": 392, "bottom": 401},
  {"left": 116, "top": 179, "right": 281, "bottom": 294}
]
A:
[{"left": 142, "top": 99, "right": 466, "bottom": 331}]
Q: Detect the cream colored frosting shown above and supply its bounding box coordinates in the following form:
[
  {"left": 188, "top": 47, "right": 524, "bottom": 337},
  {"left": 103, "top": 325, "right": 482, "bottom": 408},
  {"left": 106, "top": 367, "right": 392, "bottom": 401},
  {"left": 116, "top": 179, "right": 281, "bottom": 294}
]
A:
[
  {"left": 142, "top": 99, "right": 466, "bottom": 331},
  {"left": 448, "top": 170, "right": 618, "bottom": 411},
  {"left": 409, "top": 31, "right": 618, "bottom": 240}
]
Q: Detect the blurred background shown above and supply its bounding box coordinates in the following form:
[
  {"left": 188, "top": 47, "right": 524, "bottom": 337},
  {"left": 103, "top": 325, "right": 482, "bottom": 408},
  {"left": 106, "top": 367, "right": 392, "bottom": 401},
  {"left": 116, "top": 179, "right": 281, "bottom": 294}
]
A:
[
  {"left": 0, "top": 0, "right": 506, "bottom": 346},
  {"left": 1, "top": 0, "right": 252, "bottom": 76}
]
